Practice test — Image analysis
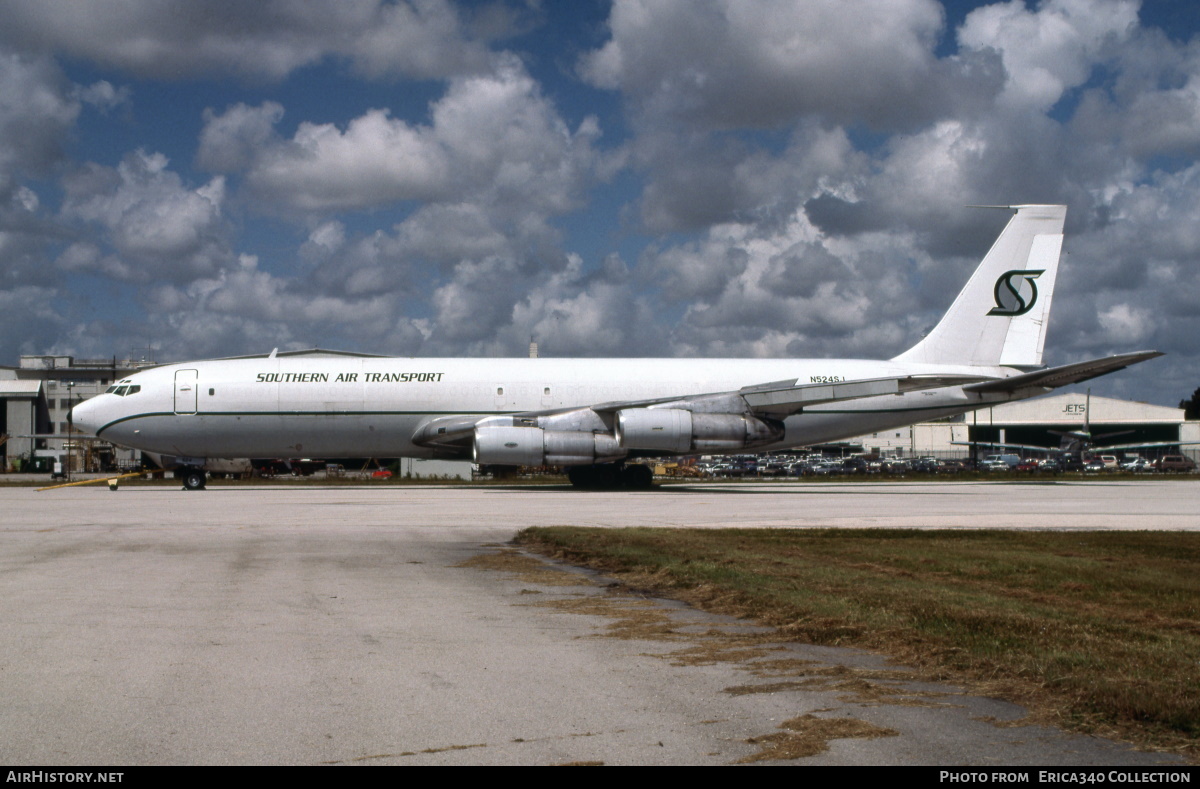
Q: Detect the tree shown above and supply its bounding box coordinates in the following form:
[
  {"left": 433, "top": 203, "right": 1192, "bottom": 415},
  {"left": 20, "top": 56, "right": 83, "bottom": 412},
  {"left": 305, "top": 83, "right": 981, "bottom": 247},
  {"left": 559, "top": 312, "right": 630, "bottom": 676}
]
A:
[{"left": 1180, "top": 387, "right": 1200, "bottom": 420}]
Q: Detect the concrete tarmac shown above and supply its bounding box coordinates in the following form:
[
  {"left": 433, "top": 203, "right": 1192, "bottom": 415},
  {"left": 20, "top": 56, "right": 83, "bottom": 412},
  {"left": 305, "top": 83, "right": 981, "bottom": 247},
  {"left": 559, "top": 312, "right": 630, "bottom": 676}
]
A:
[{"left": 1, "top": 480, "right": 1195, "bottom": 765}]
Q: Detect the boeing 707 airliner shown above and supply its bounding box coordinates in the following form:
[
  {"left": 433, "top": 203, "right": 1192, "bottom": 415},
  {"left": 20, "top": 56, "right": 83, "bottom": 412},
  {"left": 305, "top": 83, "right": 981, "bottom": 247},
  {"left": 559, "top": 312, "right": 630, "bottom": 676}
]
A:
[{"left": 70, "top": 205, "right": 1161, "bottom": 489}]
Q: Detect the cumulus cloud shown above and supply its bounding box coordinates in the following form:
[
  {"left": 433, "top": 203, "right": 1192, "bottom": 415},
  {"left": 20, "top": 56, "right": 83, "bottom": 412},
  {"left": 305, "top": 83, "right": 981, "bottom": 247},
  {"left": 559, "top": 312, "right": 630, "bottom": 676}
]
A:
[
  {"left": 202, "top": 58, "right": 607, "bottom": 220},
  {"left": 0, "top": 285, "right": 66, "bottom": 360},
  {"left": 0, "top": 50, "right": 79, "bottom": 192},
  {"left": 958, "top": 0, "right": 1138, "bottom": 111},
  {"left": 1068, "top": 24, "right": 1200, "bottom": 159},
  {"left": 4, "top": 0, "right": 1200, "bottom": 410},
  {"left": 244, "top": 108, "right": 451, "bottom": 211},
  {"left": 0, "top": 0, "right": 507, "bottom": 82},
  {"left": 648, "top": 207, "right": 926, "bottom": 361},
  {"left": 60, "top": 150, "right": 232, "bottom": 281},
  {"left": 133, "top": 254, "right": 401, "bottom": 359},
  {"left": 634, "top": 121, "right": 867, "bottom": 233},
  {"left": 510, "top": 253, "right": 661, "bottom": 358},
  {"left": 196, "top": 101, "right": 285, "bottom": 173},
  {"left": 581, "top": 0, "right": 998, "bottom": 131},
  {"left": 74, "top": 80, "right": 131, "bottom": 113}
]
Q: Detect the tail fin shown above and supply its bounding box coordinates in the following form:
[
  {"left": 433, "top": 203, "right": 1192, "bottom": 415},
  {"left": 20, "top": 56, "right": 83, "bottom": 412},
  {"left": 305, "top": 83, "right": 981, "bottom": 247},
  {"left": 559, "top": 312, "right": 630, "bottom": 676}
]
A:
[{"left": 893, "top": 204, "right": 1065, "bottom": 367}]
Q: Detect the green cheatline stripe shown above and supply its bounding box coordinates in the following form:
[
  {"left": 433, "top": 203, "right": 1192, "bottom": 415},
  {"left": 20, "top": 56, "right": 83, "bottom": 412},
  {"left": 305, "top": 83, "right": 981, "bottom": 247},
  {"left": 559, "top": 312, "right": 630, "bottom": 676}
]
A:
[
  {"left": 95, "top": 403, "right": 962, "bottom": 437},
  {"left": 94, "top": 409, "right": 519, "bottom": 436}
]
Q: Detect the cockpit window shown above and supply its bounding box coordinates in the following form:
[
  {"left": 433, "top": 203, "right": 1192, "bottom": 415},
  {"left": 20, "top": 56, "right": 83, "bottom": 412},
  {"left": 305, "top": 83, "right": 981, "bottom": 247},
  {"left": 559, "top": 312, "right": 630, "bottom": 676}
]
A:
[{"left": 106, "top": 382, "right": 140, "bottom": 397}]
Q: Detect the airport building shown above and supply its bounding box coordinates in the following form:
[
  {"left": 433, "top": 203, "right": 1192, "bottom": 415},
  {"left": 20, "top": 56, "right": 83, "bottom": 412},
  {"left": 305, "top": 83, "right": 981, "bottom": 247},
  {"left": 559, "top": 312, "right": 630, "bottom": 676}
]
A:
[
  {"left": 1, "top": 355, "right": 151, "bottom": 473},
  {"left": 850, "top": 392, "right": 1198, "bottom": 461}
]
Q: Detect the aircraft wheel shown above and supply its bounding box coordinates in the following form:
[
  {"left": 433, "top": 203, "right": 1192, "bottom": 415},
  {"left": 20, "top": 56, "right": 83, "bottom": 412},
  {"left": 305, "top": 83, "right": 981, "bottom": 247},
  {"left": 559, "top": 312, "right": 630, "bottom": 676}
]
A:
[
  {"left": 568, "top": 464, "right": 624, "bottom": 489},
  {"left": 620, "top": 464, "right": 654, "bottom": 489},
  {"left": 181, "top": 468, "right": 207, "bottom": 491},
  {"left": 567, "top": 466, "right": 597, "bottom": 488}
]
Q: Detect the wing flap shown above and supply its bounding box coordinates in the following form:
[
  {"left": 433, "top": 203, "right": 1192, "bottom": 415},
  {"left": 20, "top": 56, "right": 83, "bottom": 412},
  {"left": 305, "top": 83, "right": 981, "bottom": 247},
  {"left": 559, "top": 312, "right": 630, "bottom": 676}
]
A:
[
  {"left": 740, "top": 374, "right": 992, "bottom": 416},
  {"left": 741, "top": 377, "right": 900, "bottom": 414}
]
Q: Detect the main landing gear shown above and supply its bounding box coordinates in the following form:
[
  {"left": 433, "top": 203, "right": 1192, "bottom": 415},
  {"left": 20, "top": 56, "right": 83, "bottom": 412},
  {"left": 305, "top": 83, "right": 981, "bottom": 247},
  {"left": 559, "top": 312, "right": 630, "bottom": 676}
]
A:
[
  {"left": 567, "top": 462, "right": 654, "bottom": 489},
  {"left": 177, "top": 467, "right": 207, "bottom": 491}
]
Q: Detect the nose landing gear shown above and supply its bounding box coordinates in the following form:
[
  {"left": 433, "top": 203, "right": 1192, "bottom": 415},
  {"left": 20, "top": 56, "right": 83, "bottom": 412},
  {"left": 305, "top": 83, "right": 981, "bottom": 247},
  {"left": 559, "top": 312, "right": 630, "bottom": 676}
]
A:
[{"left": 178, "top": 467, "right": 207, "bottom": 490}]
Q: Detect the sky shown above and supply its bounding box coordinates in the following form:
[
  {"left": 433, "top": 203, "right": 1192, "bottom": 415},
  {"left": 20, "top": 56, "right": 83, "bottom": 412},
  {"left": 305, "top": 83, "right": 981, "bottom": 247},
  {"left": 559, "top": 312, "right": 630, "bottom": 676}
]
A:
[{"left": 0, "top": 0, "right": 1197, "bottom": 407}]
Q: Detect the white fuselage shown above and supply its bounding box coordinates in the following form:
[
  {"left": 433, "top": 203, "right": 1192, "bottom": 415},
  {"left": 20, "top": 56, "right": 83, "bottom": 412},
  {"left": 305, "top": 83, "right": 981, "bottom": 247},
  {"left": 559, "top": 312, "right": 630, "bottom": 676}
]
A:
[{"left": 74, "top": 355, "right": 1019, "bottom": 460}]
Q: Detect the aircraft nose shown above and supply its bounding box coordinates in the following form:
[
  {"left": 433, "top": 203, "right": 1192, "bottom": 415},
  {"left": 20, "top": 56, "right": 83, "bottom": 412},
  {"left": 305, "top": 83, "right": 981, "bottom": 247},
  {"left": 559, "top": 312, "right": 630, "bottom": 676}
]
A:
[{"left": 70, "top": 398, "right": 100, "bottom": 435}]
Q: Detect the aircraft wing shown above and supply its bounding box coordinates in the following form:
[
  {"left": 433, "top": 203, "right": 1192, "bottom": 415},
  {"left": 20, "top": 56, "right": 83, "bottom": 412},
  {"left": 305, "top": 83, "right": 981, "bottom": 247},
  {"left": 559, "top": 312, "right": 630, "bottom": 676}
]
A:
[
  {"left": 950, "top": 441, "right": 1058, "bottom": 454},
  {"left": 1079, "top": 439, "right": 1200, "bottom": 451},
  {"left": 732, "top": 374, "right": 990, "bottom": 416},
  {"left": 963, "top": 351, "right": 1163, "bottom": 394},
  {"left": 412, "top": 373, "right": 991, "bottom": 453}
]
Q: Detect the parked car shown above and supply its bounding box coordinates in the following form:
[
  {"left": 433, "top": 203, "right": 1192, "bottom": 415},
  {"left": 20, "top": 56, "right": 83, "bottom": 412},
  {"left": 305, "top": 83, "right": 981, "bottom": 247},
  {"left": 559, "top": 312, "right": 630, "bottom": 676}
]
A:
[
  {"left": 841, "top": 457, "right": 869, "bottom": 474},
  {"left": 1055, "top": 455, "right": 1086, "bottom": 472},
  {"left": 807, "top": 460, "right": 844, "bottom": 476},
  {"left": 760, "top": 461, "right": 789, "bottom": 477},
  {"left": 709, "top": 462, "right": 741, "bottom": 478},
  {"left": 1155, "top": 455, "right": 1197, "bottom": 473},
  {"left": 1038, "top": 458, "right": 1063, "bottom": 473},
  {"left": 909, "top": 457, "right": 941, "bottom": 474},
  {"left": 982, "top": 454, "right": 1021, "bottom": 471},
  {"left": 1120, "top": 457, "right": 1154, "bottom": 473},
  {"left": 786, "top": 461, "right": 813, "bottom": 477}
]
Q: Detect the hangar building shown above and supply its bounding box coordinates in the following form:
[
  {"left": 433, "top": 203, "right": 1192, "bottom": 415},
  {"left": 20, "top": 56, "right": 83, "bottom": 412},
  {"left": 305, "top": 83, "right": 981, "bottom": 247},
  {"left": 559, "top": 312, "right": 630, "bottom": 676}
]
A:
[{"left": 852, "top": 392, "right": 1198, "bottom": 460}]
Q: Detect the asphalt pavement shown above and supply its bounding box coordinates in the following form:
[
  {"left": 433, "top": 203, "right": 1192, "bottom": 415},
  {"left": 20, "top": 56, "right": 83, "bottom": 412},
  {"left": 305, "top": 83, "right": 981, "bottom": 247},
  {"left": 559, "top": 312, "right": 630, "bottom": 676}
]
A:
[{"left": 1, "top": 480, "right": 1194, "bottom": 765}]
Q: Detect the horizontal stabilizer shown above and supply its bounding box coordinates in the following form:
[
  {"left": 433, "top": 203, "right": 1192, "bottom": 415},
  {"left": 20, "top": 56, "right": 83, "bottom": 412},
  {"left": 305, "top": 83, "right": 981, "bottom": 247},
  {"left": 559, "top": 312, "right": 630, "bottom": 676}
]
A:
[{"left": 963, "top": 351, "right": 1163, "bottom": 394}]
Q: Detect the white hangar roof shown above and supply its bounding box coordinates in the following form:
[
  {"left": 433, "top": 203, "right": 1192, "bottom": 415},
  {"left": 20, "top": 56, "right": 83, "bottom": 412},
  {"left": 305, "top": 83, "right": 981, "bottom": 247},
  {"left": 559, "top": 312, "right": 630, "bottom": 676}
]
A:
[
  {"left": 0, "top": 380, "right": 44, "bottom": 397},
  {"left": 983, "top": 392, "right": 1184, "bottom": 425}
]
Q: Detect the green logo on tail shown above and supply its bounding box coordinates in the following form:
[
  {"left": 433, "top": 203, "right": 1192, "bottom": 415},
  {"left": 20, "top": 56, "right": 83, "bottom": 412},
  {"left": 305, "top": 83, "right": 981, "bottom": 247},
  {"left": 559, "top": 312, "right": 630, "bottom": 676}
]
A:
[{"left": 988, "top": 269, "right": 1044, "bottom": 316}]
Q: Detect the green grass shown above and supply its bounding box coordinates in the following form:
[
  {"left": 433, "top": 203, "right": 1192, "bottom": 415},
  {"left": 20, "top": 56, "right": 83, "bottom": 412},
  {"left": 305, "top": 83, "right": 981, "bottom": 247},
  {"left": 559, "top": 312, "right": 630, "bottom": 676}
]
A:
[{"left": 517, "top": 527, "right": 1200, "bottom": 756}]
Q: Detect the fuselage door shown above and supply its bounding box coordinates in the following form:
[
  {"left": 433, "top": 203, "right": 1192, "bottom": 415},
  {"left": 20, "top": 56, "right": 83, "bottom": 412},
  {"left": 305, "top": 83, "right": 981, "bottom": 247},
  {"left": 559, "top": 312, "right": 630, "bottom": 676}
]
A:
[{"left": 174, "top": 369, "right": 198, "bottom": 415}]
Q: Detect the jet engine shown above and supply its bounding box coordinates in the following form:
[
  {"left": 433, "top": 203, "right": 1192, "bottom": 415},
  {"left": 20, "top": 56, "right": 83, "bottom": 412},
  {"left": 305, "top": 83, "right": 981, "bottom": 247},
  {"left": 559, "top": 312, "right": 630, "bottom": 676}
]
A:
[
  {"left": 472, "top": 426, "right": 626, "bottom": 467},
  {"left": 614, "top": 408, "right": 784, "bottom": 452}
]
